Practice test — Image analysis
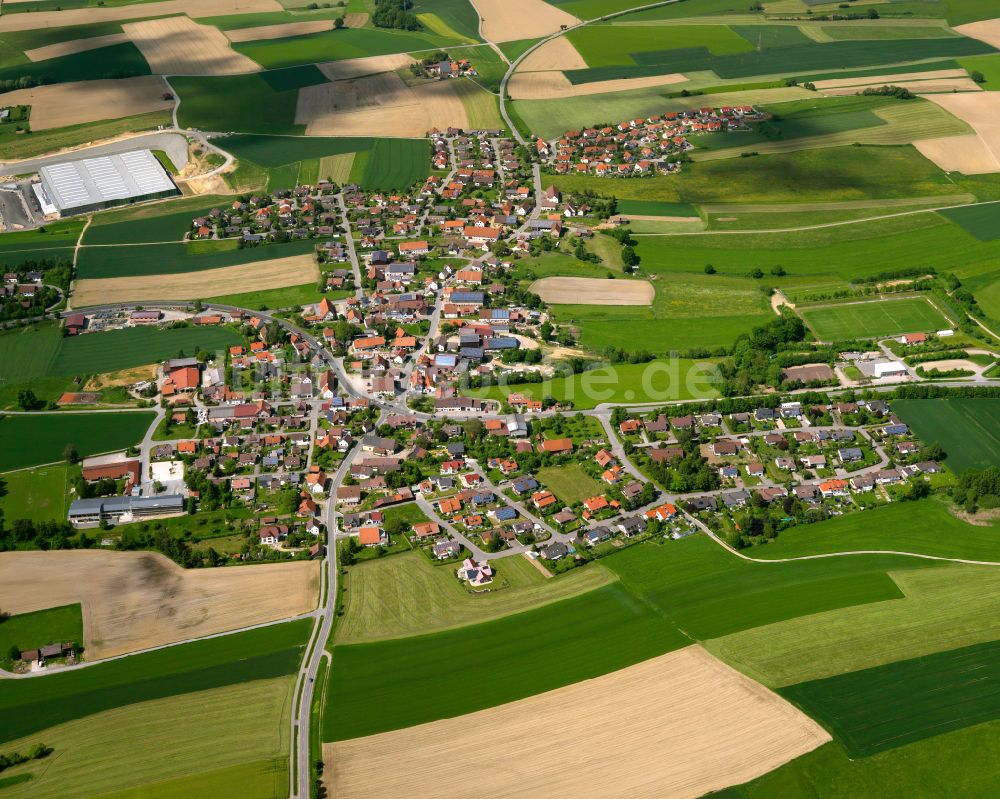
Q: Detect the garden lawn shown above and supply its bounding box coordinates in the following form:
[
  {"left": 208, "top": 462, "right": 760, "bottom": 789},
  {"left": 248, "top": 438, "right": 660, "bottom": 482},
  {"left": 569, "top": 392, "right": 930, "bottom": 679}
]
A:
[
  {"left": 781, "top": 637, "right": 1000, "bottom": 757},
  {"left": 536, "top": 462, "right": 607, "bottom": 505},
  {"left": 0, "top": 463, "right": 70, "bottom": 522},
  {"left": 325, "top": 583, "right": 690, "bottom": 740},
  {"left": 893, "top": 398, "right": 1000, "bottom": 473},
  {"left": 0, "top": 604, "right": 82, "bottom": 659},
  {"left": 335, "top": 551, "right": 615, "bottom": 643},
  {"left": 470, "top": 359, "right": 721, "bottom": 409},
  {"left": 799, "top": 297, "right": 950, "bottom": 340},
  {"left": 0, "top": 680, "right": 292, "bottom": 799},
  {"left": 0, "top": 619, "right": 309, "bottom": 744},
  {"left": 0, "top": 412, "right": 155, "bottom": 471},
  {"left": 753, "top": 498, "right": 1000, "bottom": 561}
]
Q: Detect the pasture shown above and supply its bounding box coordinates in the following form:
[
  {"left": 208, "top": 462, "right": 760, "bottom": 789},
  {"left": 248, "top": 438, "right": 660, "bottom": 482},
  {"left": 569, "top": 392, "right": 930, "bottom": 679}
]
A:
[
  {"left": 708, "top": 563, "right": 1000, "bottom": 687},
  {"left": 0, "top": 412, "right": 154, "bottom": 471},
  {"left": 471, "top": 359, "right": 721, "bottom": 409},
  {"left": 753, "top": 499, "right": 1000, "bottom": 561},
  {"left": 536, "top": 462, "right": 607, "bottom": 505},
  {"left": 0, "top": 679, "right": 292, "bottom": 799},
  {"left": 335, "top": 551, "right": 614, "bottom": 643},
  {"left": 0, "top": 618, "right": 310, "bottom": 744},
  {"left": 799, "top": 297, "right": 950, "bottom": 340},
  {"left": 893, "top": 398, "right": 1000, "bottom": 473},
  {"left": 0, "top": 550, "right": 319, "bottom": 660},
  {"left": 0, "top": 463, "right": 70, "bottom": 522},
  {"left": 327, "top": 646, "right": 829, "bottom": 799},
  {"left": 0, "top": 603, "right": 82, "bottom": 660},
  {"left": 782, "top": 638, "right": 1000, "bottom": 756},
  {"left": 324, "top": 583, "right": 691, "bottom": 740}
]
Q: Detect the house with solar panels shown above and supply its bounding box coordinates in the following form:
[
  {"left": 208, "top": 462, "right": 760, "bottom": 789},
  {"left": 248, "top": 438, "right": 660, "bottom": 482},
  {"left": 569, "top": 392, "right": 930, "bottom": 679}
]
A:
[{"left": 32, "top": 149, "right": 179, "bottom": 217}]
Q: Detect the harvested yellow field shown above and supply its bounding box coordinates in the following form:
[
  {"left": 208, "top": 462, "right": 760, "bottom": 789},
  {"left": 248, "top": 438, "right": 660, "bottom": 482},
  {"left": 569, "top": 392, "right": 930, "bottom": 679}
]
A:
[
  {"left": 123, "top": 16, "right": 260, "bottom": 75},
  {"left": 821, "top": 77, "right": 981, "bottom": 96},
  {"left": 531, "top": 276, "right": 654, "bottom": 305},
  {"left": 916, "top": 134, "right": 1000, "bottom": 173},
  {"left": 343, "top": 12, "right": 369, "bottom": 27},
  {"left": 509, "top": 69, "right": 686, "bottom": 100},
  {"left": 955, "top": 18, "right": 1000, "bottom": 49},
  {"left": 918, "top": 92, "right": 1000, "bottom": 173},
  {"left": 813, "top": 68, "right": 968, "bottom": 90},
  {"left": 84, "top": 363, "right": 157, "bottom": 390},
  {"left": 319, "top": 152, "right": 356, "bottom": 184},
  {"left": 0, "top": 0, "right": 281, "bottom": 32},
  {"left": 225, "top": 19, "right": 334, "bottom": 42},
  {"left": 24, "top": 32, "right": 128, "bottom": 62},
  {"left": 71, "top": 253, "right": 319, "bottom": 307},
  {"left": 0, "top": 550, "right": 320, "bottom": 660},
  {"left": 470, "top": 0, "right": 579, "bottom": 42},
  {"left": 297, "top": 73, "right": 467, "bottom": 137},
  {"left": 0, "top": 76, "right": 172, "bottom": 131},
  {"left": 517, "top": 36, "right": 587, "bottom": 71},
  {"left": 316, "top": 53, "right": 415, "bottom": 81},
  {"left": 326, "top": 646, "right": 830, "bottom": 799}
]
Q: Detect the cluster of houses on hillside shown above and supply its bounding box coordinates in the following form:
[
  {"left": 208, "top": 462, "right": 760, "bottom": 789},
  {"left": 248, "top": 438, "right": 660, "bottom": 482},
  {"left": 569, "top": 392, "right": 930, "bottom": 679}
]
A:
[{"left": 537, "top": 105, "right": 763, "bottom": 176}]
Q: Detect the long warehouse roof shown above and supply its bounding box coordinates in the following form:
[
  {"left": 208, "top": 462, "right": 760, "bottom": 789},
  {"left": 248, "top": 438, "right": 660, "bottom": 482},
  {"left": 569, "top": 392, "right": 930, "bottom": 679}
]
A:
[{"left": 39, "top": 149, "right": 175, "bottom": 211}]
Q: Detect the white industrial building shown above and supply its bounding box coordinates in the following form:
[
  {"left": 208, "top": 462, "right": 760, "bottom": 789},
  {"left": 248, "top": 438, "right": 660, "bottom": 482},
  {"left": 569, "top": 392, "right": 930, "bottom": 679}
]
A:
[{"left": 33, "top": 149, "right": 178, "bottom": 217}]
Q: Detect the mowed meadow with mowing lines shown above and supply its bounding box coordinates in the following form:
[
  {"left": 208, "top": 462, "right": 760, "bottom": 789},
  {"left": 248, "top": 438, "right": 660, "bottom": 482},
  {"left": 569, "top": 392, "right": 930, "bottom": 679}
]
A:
[{"left": 799, "top": 297, "right": 950, "bottom": 340}]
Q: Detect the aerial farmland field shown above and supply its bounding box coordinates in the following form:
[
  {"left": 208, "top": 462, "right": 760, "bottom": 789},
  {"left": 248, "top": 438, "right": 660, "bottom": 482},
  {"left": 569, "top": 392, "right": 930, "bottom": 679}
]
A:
[
  {"left": 893, "top": 398, "right": 1000, "bottom": 472},
  {"left": 798, "top": 297, "right": 951, "bottom": 341},
  {"left": 0, "top": 412, "right": 155, "bottom": 471}
]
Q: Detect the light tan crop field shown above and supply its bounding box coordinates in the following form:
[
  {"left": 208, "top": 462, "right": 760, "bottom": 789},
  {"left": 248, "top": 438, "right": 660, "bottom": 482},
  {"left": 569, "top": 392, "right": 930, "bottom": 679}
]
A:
[
  {"left": 24, "top": 32, "right": 129, "bottom": 62},
  {"left": 954, "top": 18, "right": 1000, "bottom": 49},
  {"left": 0, "top": 550, "right": 320, "bottom": 660},
  {"left": 918, "top": 92, "right": 1000, "bottom": 173},
  {"left": 915, "top": 134, "right": 1000, "bottom": 174},
  {"left": 509, "top": 69, "right": 686, "bottom": 100},
  {"left": 470, "top": 0, "right": 579, "bottom": 42},
  {"left": 297, "top": 73, "right": 467, "bottom": 137},
  {"left": 0, "top": 76, "right": 173, "bottom": 131},
  {"left": 326, "top": 646, "right": 830, "bottom": 799},
  {"left": 517, "top": 36, "right": 587, "bottom": 71},
  {"left": 531, "top": 276, "right": 654, "bottom": 305},
  {"left": 821, "top": 77, "right": 981, "bottom": 96},
  {"left": 225, "top": 19, "right": 334, "bottom": 42},
  {"left": 0, "top": 0, "right": 281, "bottom": 32},
  {"left": 71, "top": 253, "right": 319, "bottom": 307},
  {"left": 813, "top": 68, "right": 969, "bottom": 90},
  {"left": 316, "top": 53, "right": 415, "bottom": 81},
  {"left": 123, "top": 16, "right": 260, "bottom": 75}
]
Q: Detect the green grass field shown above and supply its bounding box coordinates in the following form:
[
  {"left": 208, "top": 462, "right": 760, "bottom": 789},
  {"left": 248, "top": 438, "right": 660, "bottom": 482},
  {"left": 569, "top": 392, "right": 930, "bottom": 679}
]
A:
[
  {"left": 82, "top": 196, "right": 232, "bottom": 246},
  {"left": 0, "top": 324, "right": 64, "bottom": 384},
  {"left": 0, "top": 463, "right": 70, "bottom": 522},
  {"left": 615, "top": 199, "right": 698, "bottom": 217},
  {"left": 173, "top": 69, "right": 327, "bottom": 135},
  {"left": 357, "top": 138, "right": 431, "bottom": 190},
  {"left": 976, "top": 276, "right": 1000, "bottom": 319},
  {"left": 567, "top": 23, "right": 753, "bottom": 68},
  {"left": 0, "top": 680, "right": 292, "bottom": 799},
  {"left": 782, "top": 638, "right": 1000, "bottom": 756},
  {"left": 893, "top": 398, "right": 1000, "bottom": 473},
  {"left": 470, "top": 359, "right": 721, "bottom": 409},
  {"left": 753, "top": 499, "right": 1000, "bottom": 561},
  {"left": 0, "top": 219, "right": 83, "bottom": 262},
  {"left": 536, "top": 462, "right": 607, "bottom": 505},
  {"left": 325, "top": 582, "right": 690, "bottom": 740},
  {"left": 219, "top": 134, "right": 369, "bottom": 167},
  {"left": 799, "top": 297, "right": 950, "bottom": 340},
  {"left": 0, "top": 619, "right": 309, "bottom": 745},
  {"left": 939, "top": 202, "right": 1000, "bottom": 242},
  {"left": 204, "top": 282, "right": 335, "bottom": 311},
  {"left": 335, "top": 551, "right": 615, "bottom": 643},
  {"left": 0, "top": 109, "right": 172, "bottom": 162},
  {"left": 0, "top": 412, "right": 154, "bottom": 471},
  {"left": 707, "top": 563, "right": 1000, "bottom": 687},
  {"left": 0, "top": 42, "right": 150, "bottom": 87},
  {"left": 75, "top": 238, "right": 315, "bottom": 278},
  {"left": 0, "top": 604, "right": 82, "bottom": 659}
]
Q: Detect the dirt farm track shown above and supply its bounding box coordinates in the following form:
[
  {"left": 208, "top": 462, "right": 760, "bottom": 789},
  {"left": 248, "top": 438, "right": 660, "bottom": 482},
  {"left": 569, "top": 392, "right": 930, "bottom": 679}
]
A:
[
  {"left": 0, "top": 550, "right": 320, "bottom": 660},
  {"left": 326, "top": 646, "right": 830, "bottom": 799}
]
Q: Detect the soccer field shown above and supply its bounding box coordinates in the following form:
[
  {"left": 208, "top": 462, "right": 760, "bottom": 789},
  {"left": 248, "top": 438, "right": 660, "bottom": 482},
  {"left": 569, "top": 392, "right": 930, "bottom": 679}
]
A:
[{"left": 799, "top": 297, "right": 949, "bottom": 341}]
